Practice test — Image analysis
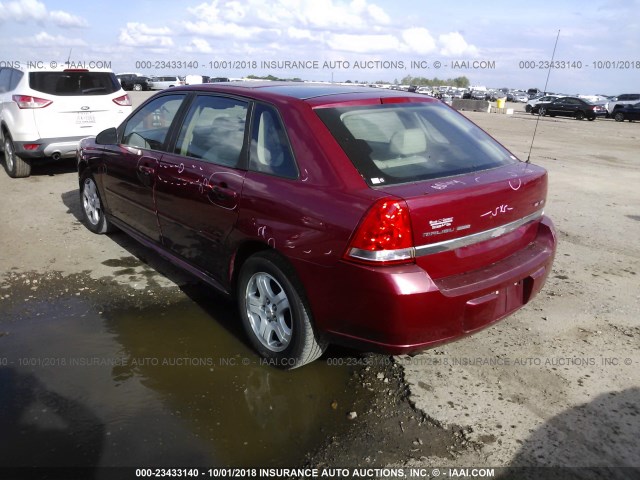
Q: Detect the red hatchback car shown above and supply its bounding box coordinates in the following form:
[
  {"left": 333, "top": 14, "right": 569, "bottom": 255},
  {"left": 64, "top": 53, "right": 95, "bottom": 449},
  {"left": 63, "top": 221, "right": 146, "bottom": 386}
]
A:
[{"left": 77, "top": 83, "right": 556, "bottom": 368}]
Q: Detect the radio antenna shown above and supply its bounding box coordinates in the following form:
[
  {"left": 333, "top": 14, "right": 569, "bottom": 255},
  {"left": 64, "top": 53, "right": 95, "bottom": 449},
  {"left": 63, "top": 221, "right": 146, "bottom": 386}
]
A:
[
  {"left": 527, "top": 29, "right": 560, "bottom": 163},
  {"left": 65, "top": 48, "right": 73, "bottom": 67}
]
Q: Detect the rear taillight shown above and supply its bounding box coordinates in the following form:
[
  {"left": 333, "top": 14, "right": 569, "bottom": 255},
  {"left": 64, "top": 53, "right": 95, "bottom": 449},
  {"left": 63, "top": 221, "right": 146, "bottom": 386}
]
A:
[
  {"left": 12, "top": 95, "right": 52, "bottom": 109},
  {"left": 113, "top": 94, "right": 132, "bottom": 106},
  {"left": 23, "top": 144, "right": 40, "bottom": 150},
  {"left": 344, "top": 198, "right": 415, "bottom": 265}
]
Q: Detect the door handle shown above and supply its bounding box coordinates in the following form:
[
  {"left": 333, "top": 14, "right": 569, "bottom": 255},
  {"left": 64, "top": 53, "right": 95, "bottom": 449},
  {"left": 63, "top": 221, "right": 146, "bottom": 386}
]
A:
[
  {"left": 211, "top": 185, "right": 230, "bottom": 201},
  {"left": 139, "top": 165, "right": 154, "bottom": 176},
  {"left": 205, "top": 182, "right": 236, "bottom": 202}
]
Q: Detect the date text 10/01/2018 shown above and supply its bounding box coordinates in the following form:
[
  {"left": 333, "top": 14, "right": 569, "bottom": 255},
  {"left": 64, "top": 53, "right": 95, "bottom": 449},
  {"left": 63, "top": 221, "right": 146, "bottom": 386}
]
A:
[{"left": 519, "top": 60, "right": 640, "bottom": 69}]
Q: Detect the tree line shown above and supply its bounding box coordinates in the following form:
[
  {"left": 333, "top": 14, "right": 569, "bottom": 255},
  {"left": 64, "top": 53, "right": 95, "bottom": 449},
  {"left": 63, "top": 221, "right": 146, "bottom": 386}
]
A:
[{"left": 245, "top": 74, "right": 470, "bottom": 87}]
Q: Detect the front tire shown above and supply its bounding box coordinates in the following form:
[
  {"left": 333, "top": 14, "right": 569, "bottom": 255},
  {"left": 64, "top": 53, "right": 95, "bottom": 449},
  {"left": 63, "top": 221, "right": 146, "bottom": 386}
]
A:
[
  {"left": 3, "top": 133, "right": 31, "bottom": 178},
  {"left": 133, "top": 83, "right": 142, "bottom": 91},
  {"left": 539, "top": 107, "right": 546, "bottom": 116},
  {"left": 80, "top": 174, "right": 114, "bottom": 234},
  {"left": 614, "top": 112, "right": 625, "bottom": 122},
  {"left": 575, "top": 111, "right": 585, "bottom": 120},
  {"left": 238, "top": 251, "right": 327, "bottom": 369}
]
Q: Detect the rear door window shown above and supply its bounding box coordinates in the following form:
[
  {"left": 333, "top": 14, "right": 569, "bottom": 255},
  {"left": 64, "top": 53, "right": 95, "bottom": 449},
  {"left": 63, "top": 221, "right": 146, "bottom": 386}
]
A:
[{"left": 29, "top": 71, "right": 120, "bottom": 96}]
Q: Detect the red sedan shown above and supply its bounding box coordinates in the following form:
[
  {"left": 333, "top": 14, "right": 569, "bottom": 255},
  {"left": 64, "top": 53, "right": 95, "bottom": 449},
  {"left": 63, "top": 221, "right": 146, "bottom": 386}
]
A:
[{"left": 77, "top": 83, "right": 556, "bottom": 368}]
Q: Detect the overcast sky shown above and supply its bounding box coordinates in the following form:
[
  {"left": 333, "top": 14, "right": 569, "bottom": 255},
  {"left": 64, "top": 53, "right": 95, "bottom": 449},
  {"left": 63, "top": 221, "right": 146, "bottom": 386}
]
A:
[{"left": 0, "top": 0, "right": 638, "bottom": 94}]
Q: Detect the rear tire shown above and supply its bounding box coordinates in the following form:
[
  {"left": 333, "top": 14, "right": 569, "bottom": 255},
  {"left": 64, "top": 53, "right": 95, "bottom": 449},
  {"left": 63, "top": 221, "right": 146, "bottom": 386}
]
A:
[
  {"left": 80, "top": 174, "right": 115, "bottom": 234},
  {"left": 133, "top": 83, "right": 142, "bottom": 91},
  {"left": 237, "top": 251, "right": 327, "bottom": 369},
  {"left": 3, "top": 133, "right": 31, "bottom": 178}
]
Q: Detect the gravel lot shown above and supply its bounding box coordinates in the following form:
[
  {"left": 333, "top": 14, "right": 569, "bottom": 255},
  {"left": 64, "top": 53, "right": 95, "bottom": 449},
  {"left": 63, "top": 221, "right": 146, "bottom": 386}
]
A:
[
  {"left": 1, "top": 92, "right": 638, "bottom": 473},
  {"left": 401, "top": 109, "right": 640, "bottom": 473}
]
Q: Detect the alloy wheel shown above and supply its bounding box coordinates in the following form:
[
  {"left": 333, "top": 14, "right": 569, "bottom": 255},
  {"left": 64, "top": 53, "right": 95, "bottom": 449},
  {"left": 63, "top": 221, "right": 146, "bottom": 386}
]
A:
[
  {"left": 4, "top": 137, "right": 15, "bottom": 172},
  {"left": 82, "top": 177, "right": 102, "bottom": 226},
  {"left": 245, "top": 272, "right": 292, "bottom": 352}
]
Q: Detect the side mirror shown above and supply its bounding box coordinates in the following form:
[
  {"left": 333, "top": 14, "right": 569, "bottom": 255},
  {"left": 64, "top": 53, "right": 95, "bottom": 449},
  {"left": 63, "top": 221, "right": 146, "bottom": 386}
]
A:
[{"left": 96, "top": 127, "right": 118, "bottom": 145}]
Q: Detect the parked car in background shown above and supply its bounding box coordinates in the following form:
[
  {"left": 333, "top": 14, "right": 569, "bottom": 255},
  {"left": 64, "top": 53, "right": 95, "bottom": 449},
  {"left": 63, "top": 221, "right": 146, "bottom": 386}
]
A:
[
  {"left": 487, "top": 90, "right": 506, "bottom": 101},
  {"left": 612, "top": 102, "right": 640, "bottom": 122},
  {"left": 512, "top": 91, "right": 529, "bottom": 103},
  {"left": 148, "top": 76, "right": 185, "bottom": 90},
  {"left": 117, "top": 74, "right": 152, "bottom": 91},
  {"left": 185, "top": 75, "right": 211, "bottom": 85},
  {"left": 77, "top": 82, "right": 556, "bottom": 368},
  {"left": 470, "top": 89, "right": 487, "bottom": 100},
  {"left": 526, "top": 94, "right": 563, "bottom": 113},
  {"left": 527, "top": 88, "right": 543, "bottom": 99},
  {"left": 607, "top": 93, "right": 640, "bottom": 116},
  {"left": 0, "top": 66, "right": 131, "bottom": 178},
  {"left": 532, "top": 96, "right": 607, "bottom": 120}
]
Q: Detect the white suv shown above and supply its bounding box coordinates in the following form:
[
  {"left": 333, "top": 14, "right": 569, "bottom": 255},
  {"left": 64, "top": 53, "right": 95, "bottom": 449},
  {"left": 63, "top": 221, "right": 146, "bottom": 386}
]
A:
[
  {"left": 0, "top": 67, "right": 132, "bottom": 177},
  {"left": 607, "top": 93, "right": 640, "bottom": 116}
]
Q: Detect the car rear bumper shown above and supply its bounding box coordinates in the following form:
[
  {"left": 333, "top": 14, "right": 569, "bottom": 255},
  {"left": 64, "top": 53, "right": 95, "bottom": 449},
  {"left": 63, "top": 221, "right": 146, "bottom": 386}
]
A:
[
  {"left": 298, "top": 216, "right": 556, "bottom": 354},
  {"left": 13, "top": 136, "right": 88, "bottom": 159}
]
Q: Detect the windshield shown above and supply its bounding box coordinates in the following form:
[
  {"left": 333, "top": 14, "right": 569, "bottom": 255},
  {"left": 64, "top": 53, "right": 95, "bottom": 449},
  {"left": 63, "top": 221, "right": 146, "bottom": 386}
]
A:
[
  {"left": 29, "top": 71, "right": 120, "bottom": 96},
  {"left": 315, "top": 102, "right": 518, "bottom": 186}
]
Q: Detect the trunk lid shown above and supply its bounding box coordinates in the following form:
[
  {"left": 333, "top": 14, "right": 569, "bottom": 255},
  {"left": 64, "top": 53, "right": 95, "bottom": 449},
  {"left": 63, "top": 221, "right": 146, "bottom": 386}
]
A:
[{"left": 378, "top": 163, "right": 548, "bottom": 278}]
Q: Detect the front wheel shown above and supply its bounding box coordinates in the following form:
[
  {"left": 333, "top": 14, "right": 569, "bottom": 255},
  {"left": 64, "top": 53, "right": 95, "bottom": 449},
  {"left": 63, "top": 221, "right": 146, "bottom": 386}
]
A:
[
  {"left": 614, "top": 112, "right": 625, "bottom": 122},
  {"left": 3, "top": 133, "right": 31, "bottom": 178},
  {"left": 133, "top": 83, "right": 142, "bottom": 91},
  {"left": 575, "top": 111, "right": 585, "bottom": 120},
  {"left": 80, "top": 174, "right": 115, "bottom": 233},
  {"left": 538, "top": 107, "right": 546, "bottom": 116},
  {"left": 238, "top": 251, "right": 327, "bottom": 369}
]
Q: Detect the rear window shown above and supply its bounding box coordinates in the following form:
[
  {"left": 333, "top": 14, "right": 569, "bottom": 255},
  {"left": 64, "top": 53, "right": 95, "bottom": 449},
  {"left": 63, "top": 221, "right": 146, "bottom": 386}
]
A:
[
  {"left": 29, "top": 71, "right": 120, "bottom": 96},
  {"left": 315, "top": 102, "right": 518, "bottom": 186}
]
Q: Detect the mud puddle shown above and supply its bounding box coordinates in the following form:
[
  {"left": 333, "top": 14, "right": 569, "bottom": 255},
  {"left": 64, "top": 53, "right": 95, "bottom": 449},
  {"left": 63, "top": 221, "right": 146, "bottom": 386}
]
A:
[
  {"left": 0, "top": 270, "right": 372, "bottom": 467},
  {"left": 0, "top": 269, "right": 459, "bottom": 470}
]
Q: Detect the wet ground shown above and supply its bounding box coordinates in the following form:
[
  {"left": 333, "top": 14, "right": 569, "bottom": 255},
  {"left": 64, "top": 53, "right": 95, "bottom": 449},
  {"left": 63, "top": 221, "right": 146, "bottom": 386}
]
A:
[{"left": 0, "top": 265, "right": 457, "bottom": 470}]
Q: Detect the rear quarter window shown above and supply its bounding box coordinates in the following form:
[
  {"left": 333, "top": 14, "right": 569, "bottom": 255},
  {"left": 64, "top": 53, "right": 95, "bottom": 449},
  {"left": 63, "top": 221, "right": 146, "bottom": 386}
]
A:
[
  {"left": 0, "top": 68, "right": 24, "bottom": 93},
  {"left": 29, "top": 71, "right": 120, "bottom": 96},
  {"left": 249, "top": 103, "right": 298, "bottom": 178},
  {"left": 0, "top": 68, "right": 11, "bottom": 92},
  {"left": 316, "top": 102, "right": 518, "bottom": 186}
]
